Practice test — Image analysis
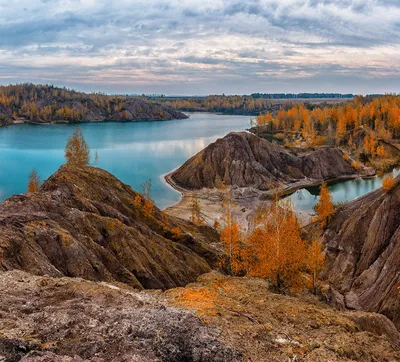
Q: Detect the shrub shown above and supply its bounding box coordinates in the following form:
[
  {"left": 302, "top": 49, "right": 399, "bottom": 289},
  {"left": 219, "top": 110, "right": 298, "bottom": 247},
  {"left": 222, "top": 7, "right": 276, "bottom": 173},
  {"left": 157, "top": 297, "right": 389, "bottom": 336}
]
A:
[
  {"left": 313, "top": 136, "right": 328, "bottom": 146},
  {"left": 382, "top": 175, "right": 397, "bottom": 192},
  {"left": 351, "top": 160, "right": 361, "bottom": 170},
  {"left": 376, "top": 145, "right": 386, "bottom": 158}
]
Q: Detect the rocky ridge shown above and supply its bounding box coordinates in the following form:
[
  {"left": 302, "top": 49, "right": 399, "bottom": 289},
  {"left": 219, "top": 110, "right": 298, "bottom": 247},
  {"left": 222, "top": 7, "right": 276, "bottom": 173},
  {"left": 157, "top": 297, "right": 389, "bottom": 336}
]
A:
[
  {"left": 170, "top": 132, "right": 370, "bottom": 192},
  {"left": 0, "top": 165, "right": 220, "bottom": 290},
  {"left": 306, "top": 177, "right": 400, "bottom": 330}
]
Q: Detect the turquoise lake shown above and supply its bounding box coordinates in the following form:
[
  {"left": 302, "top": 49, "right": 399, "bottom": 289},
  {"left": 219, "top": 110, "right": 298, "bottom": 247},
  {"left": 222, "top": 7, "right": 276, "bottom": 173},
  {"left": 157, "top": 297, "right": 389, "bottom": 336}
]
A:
[
  {"left": 0, "top": 112, "right": 251, "bottom": 209},
  {"left": 0, "top": 111, "right": 397, "bottom": 212},
  {"left": 288, "top": 169, "right": 400, "bottom": 218}
]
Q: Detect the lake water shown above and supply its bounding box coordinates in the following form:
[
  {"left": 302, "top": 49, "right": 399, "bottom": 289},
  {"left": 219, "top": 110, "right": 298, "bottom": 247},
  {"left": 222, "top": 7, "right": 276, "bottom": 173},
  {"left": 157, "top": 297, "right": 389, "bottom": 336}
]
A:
[
  {"left": 0, "top": 113, "right": 397, "bottom": 212},
  {"left": 288, "top": 169, "right": 400, "bottom": 219},
  {"left": 0, "top": 112, "right": 251, "bottom": 209}
]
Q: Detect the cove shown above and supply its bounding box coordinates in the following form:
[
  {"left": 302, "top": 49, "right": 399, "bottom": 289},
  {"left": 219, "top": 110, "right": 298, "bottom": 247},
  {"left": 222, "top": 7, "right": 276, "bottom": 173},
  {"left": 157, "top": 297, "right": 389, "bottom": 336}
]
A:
[
  {"left": 0, "top": 112, "right": 250, "bottom": 209},
  {"left": 288, "top": 169, "right": 400, "bottom": 219}
]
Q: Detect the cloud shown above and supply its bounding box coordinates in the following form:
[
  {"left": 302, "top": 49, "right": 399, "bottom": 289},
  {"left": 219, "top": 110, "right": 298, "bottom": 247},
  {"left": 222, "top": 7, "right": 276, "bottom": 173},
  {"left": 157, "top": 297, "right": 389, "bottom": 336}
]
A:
[{"left": 0, "top": 0, "right": 399, "bottom": 94}]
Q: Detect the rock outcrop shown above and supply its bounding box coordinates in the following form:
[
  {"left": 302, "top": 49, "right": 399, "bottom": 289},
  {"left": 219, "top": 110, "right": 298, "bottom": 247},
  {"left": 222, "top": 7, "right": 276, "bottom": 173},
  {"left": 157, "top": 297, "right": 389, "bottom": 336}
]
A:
[
  {"left": 1, "top": 270, "right": 399, "bottom": 362},
  {"left": 314, "top": 178, "right": 400, "bottom": 329},
  {"left": 171, "top": 132, "right": 360, "bottom": 191},
  {"left": 0, "top": 165, "right": 220, "bottom": 290},
  {"left": 0, "top": 270, "right": 241, "bottom": 362}
]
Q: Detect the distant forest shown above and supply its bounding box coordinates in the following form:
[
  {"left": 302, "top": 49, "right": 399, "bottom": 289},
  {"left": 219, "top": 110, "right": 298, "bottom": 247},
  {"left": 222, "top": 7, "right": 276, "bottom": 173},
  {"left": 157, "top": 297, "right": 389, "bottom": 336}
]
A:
[
  {"left": 250, "top": 93, "right": 354, "bottom": 99},
  {"left": 0, "top": 84, "right": 185, "bottom": 126},
  {"left": 157, "top": 94, "right": 355, "bottom": 115}
]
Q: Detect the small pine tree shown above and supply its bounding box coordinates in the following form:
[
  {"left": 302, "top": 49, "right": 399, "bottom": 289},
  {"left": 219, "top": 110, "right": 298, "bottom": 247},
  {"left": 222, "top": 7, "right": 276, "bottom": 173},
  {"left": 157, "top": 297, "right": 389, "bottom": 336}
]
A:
[
  {"left": 65, "top": 127, "right": 90, "bottom": 166},
  {"left": 27, "top": 169, "right": 41, "bottom": 192},
  {"left": 315, "top": 183, "right": 335, "bottom": 229}
]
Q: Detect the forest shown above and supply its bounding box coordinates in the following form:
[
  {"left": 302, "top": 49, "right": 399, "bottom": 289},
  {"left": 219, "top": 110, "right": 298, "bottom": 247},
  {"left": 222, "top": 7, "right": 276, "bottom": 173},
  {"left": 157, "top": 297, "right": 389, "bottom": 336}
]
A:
[
  {"left": 252, "top": 95, "right": 400, "bottom": 172},
  {"left": 156, "top": 94, "right": 354, "bottom": 115},
  {"left": 0, "top": 83, "right": 185, "bottom": 125}
]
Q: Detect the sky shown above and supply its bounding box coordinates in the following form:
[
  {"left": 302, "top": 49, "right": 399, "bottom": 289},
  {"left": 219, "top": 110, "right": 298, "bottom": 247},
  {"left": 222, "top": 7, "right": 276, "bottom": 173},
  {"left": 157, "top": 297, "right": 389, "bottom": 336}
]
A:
[{"left": 0, "top": 0, "right": 400, "bottom": 95}]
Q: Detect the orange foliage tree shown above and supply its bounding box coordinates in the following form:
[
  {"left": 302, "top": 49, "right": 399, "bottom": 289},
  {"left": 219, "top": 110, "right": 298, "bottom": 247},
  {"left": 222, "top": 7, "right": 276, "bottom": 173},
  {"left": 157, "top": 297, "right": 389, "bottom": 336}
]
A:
[
  {"left": 382, "top": 174, "right": 397, "bottom": 192},
  {"left": 27, "top": 169, "right": 41, "bottom": 192},
  {"left": 141, "top": 179, "right": 154, "bottom": 216},
  {"left": 219, "top": 186, "right": 244, "bottom": 275},
  {"left": 314, "top": 183, "right": 335, "bottom": 229},
  {"left": 65, "top": 127, "right": 90, "bottom": 166},
  {"left": 376, "top": 145, "right": 386, "bottom": 158},
  {"left": 246, "top": 199, "right": 308, "bottom": 291}
]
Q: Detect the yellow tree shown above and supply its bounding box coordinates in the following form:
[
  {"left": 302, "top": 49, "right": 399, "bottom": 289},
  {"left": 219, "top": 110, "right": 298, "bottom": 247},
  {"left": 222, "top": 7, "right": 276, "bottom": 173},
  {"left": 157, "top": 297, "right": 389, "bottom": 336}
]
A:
[
  {"left": 190, "top": 195, "right": 203, "bottom": 225},
  {"left": 27, "top": 169, "right": 41, "bottom": 192},
  {"left": 376, "top": 145, "right": 385, "bottom": 158},
  {"left": 141, "top": 179, "right": 154, "bottom": 216},
  {"left": 382, "top": 175, "right": 396, "bottom": 192},
  {"left": 307, "top": 240, "right": 325, "bottom": 295},
  {"left": 65, "top": 127, "right": 90, "bottom": 166},
  {"left": 315, "top": 183, "right": 335, "bottom": 229},
  {"left": 219, "top": 187, "right": 243, "bottom": 275},
  {"left": 246, "top": 199, "right": 307, "bottom": 291}
]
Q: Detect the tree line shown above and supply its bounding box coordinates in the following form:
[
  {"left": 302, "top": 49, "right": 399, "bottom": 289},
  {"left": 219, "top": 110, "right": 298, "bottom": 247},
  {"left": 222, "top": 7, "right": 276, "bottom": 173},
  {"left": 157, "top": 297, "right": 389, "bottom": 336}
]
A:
[
  {"left": 253, "top": 95, "right": 400, "bottom": 172},
  {"left": 0, "top": 83, "right": 149, "bottom": 122}
]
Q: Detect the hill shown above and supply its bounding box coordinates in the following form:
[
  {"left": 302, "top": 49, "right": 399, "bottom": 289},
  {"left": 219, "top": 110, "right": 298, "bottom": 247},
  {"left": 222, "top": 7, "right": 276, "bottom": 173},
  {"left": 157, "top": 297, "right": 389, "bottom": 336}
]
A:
[
  {"left": 170, "top": 132, "right": 370, "bottom": 192},
  {"left": 0, "top": 165, "right": 220, "bottom": 289},
  {"left": 0, "top": 84, "right": 188, "bottom": 127}
]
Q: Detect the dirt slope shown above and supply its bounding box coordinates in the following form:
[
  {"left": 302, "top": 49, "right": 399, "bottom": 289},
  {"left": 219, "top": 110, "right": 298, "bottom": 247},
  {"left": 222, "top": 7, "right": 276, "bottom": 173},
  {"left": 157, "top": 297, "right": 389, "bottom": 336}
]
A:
[{"left": 0, "top": 165, "right": 220, "bottom": 290}]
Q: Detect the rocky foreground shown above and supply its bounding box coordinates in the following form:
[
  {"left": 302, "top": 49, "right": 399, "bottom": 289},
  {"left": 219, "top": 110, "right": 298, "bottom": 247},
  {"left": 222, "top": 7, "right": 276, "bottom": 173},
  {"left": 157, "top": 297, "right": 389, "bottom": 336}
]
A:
[
  {"left": 1, "top": 270, "right": 399, "bottom": 362},
  {"left": 170, "top": 132, "right": 372, "bottom": 192},
  {"left": 0, "top": 165, "right": 399, "bottom": 361}
]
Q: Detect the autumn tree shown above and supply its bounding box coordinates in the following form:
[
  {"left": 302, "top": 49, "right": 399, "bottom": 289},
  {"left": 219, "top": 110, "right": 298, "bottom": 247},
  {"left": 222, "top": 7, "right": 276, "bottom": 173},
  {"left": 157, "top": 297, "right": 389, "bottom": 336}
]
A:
[
  {"left": 246, "top": 199, "right": 307, "bottom": 291},
  {"left": 219, "top": 186, "right": 243, "bottom": 275},
  {"left": 133, "top": 193, "right": 142, "bottom": 208},
  {"left": 376, "top": 145, "right": 386, "bottom": 158},
  {"left": 382, "top": 174, "right": 397, "bottom": 192},
  {"left": 65, "top": 127, "right": 90, "bottom": 166},
  {"left": 27, "top": 169, "right": 41, "bottom": 192},
  {"left": 314, "top": 183, "right": 335, "bottom": 229},
  {"left": 307, "top": 240, "right": 325, "bottom": 295},
  {"left": 190, "top": 195, "right": 204, "bottom": 225},
  {"left": 141, "top": 179, "right": 154, "bottom": 216}
]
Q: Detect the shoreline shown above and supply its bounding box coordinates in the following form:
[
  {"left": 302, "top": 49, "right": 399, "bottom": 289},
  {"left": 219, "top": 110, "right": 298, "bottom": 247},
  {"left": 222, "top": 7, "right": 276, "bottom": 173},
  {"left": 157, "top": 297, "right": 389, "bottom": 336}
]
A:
[
  {"left": 163, "top": 169, "right": 378, "bottom": 227},
  {"left": 0, "top": 115, "right": 189, "bottom": 128}
]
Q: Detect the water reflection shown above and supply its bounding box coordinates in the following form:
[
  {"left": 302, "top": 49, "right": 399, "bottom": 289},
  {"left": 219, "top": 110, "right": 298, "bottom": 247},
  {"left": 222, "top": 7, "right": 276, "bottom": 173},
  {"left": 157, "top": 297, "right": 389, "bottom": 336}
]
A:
[
  {"left": 0, "top": 112, "right": 250, "bottom": 208},
  {"left": 288, "top": 169, "right": 400, "bottom": 215}
]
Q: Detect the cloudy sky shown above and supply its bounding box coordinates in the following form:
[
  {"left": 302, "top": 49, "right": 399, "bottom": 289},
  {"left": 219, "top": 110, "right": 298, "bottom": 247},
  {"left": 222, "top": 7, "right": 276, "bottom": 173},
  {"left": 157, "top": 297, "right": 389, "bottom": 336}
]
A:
[{"left": 0, "top": 0, "right": 400, "bottom": 95}]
